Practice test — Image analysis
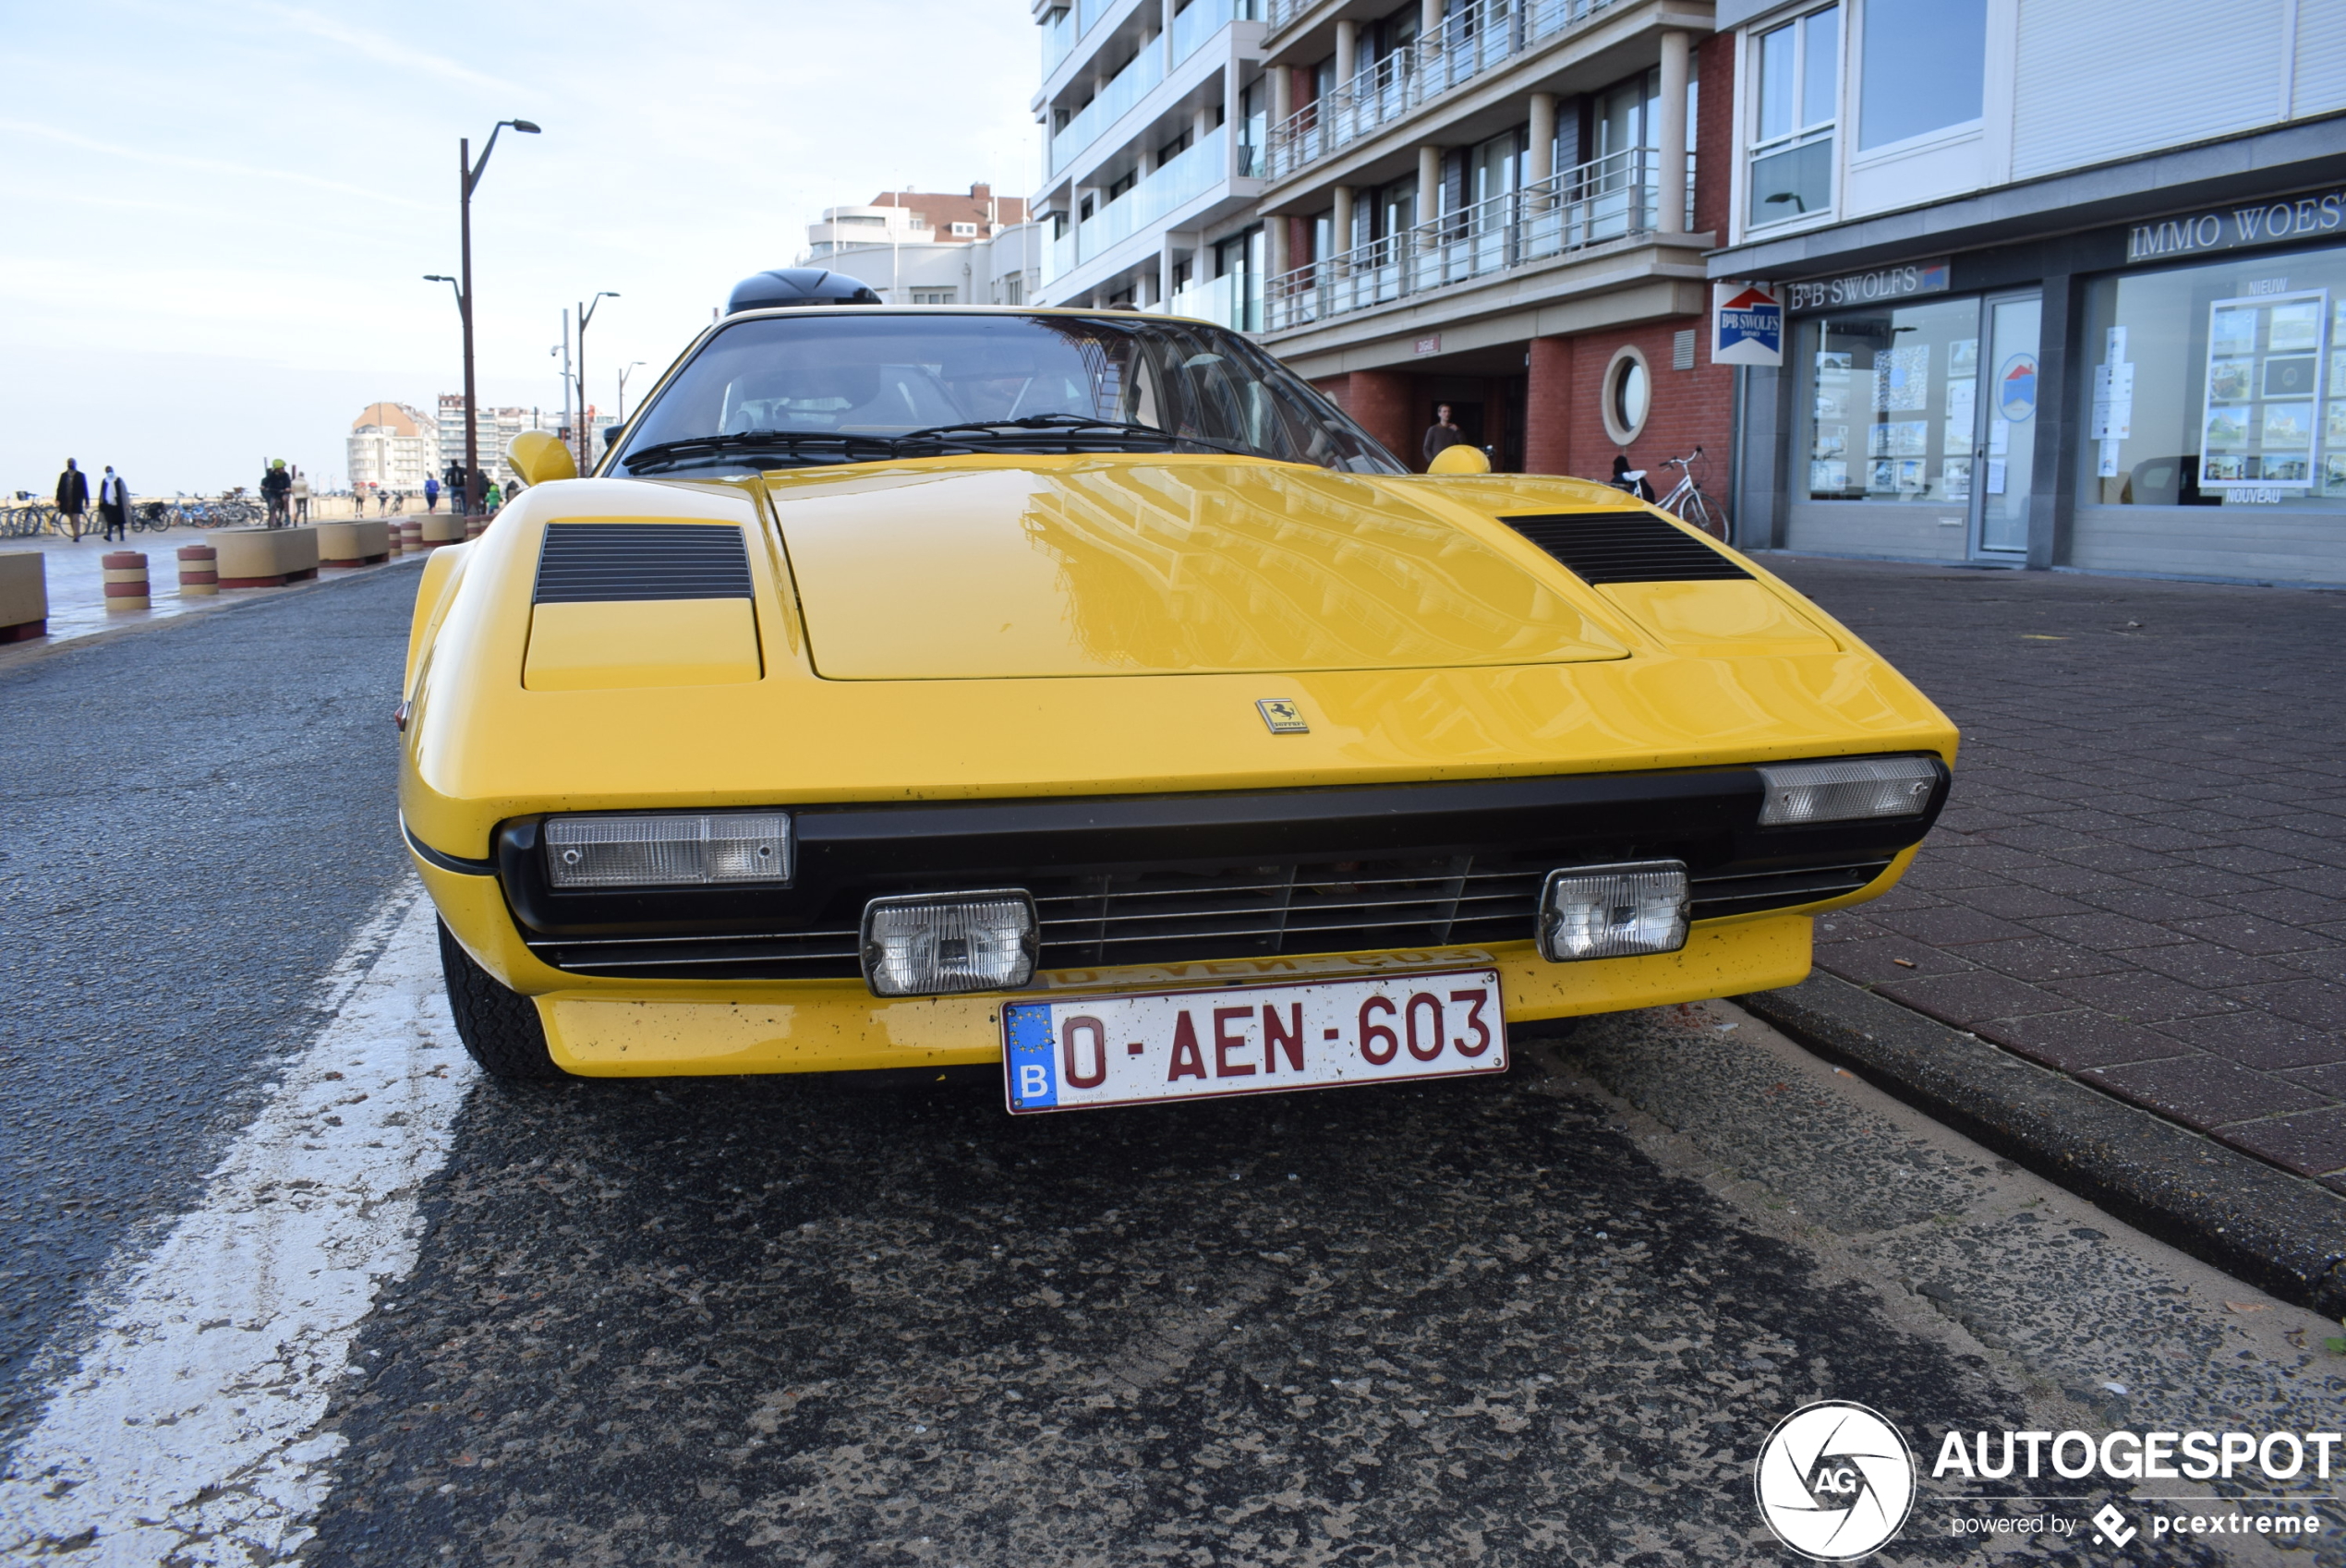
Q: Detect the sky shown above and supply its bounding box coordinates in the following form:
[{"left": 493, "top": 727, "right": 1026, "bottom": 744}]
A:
[{"left": 0, "top": 0, "right": 1041, "bottom": 496}]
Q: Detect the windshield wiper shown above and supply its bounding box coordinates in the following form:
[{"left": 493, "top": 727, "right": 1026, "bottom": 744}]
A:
[
  {"left": 620, "top": 431, "right": 901, "bottom": 473},
  {"left": 893, "top": 414, "right": 1258, "bottom": 459}
]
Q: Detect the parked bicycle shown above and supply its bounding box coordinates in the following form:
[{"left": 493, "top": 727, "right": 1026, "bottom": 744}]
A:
[{"left": 1654, "top": 447, "right": 1728, "bottom": 542}]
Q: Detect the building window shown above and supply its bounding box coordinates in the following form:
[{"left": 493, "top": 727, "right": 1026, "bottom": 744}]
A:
[
  {"left": 1856, "top": 0, "right": 1985, "bottom": 151},
  {"left": 1003, "top": 276, "right": 1025, "bottom": 306},
  {"left": 1747, "top": 5, "right": 1838, "bottom": 229},
  {"left": 2083, "top": 243, "right": 2346, "bottom": 513},
  {"left": 951, "top": 222, "right": 979, "bottom": 236},
  {"left": 911, "top": 289, "right": 957, "bottom": 305},
  {"left": 1794, "top": 294, "right": 1989, "bottom": 509},
  {"left": 1601, "top": 346, "right": 1652, "bottom": 445}
]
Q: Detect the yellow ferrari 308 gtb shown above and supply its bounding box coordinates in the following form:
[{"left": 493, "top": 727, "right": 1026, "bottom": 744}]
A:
[{"left": 400, "top": 296, "right": 1955, "bottom": 1115}]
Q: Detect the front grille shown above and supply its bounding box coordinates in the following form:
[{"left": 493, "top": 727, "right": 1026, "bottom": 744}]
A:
[
  {"left": 1501, "top": 513, "right": 1750, "bottom": 585},
  {"left": 533, "top": 523, "right": 753, "bottom": 603},
  {"left": 520, "top": 854, "right": 1892, "bottom": 981}
]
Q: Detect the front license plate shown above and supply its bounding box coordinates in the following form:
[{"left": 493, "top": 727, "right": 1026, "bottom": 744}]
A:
[{"left": 1001, "top": 969, "right": 1506, "bottom": 1115}]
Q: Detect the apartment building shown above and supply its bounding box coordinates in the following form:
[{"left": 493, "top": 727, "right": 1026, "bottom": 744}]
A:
[
  {"left": 346, "top": 402, "right": 438, "bottom": 493},
  {"left": 803, "top": 184, "right": 1042, "bottom": 305},
  {"left": 1710, "top": 0, "right": 2346, "bottom": 585},
  {"left": 1247, "top": 0, "right": 1726, "bottom": 486},
  {"left": 1030, "top": 0, "right": 1274, "bottom": 328},
  {"left": 433, "top": 396, "right": 539, "bottom": 488}
]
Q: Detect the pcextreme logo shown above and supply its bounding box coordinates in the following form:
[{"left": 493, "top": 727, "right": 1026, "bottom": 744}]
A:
[{"left": 1755, "top": 1402, "right": 1917, "bottom": 1561}]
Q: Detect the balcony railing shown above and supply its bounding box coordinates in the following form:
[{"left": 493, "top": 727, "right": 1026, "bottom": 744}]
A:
[
  {"left": 1051, "top": 39, "right": 1167, "bottom": 175},
  {"left": 1265, "top": 0, "right": 1628, "bottom": 180},
  {"left": 1264, "top": 148, "right": 1690, "bottom": 332},
  {"left": 1044, "top": 7, "right": 1078, "bottom": 72},
  {"left": 1074, "top": 127, "right": 1229, "bottom": 267}
]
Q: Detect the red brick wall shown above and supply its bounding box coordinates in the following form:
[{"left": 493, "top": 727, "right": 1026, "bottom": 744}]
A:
[
  {"left": 1316, "top": 370, "right": 1423, "bottom": 469},
  {"left": 1522, "top": 323, "right": 1735, "bottom": 515},
  {"left": 1695, "top": 31, "right": 1735, "bottom": 240}
]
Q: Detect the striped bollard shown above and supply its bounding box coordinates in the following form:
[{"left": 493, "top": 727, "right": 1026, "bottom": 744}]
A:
[
  {"left": 177, "top": 544, "right": 218, "bottom": 597},
  {"left": 383, "top": 522, "right": 405, "bottom": 557},
  {"left": 103, "top": 551, "right": 151, "bottom": 612},
  {"left": 398, "top": 520, "right": 424, "bottom": 554}
]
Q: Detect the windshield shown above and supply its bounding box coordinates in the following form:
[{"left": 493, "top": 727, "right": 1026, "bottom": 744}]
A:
[{"left": 609, "top": 311, "right": 1404, "bottom": 476}]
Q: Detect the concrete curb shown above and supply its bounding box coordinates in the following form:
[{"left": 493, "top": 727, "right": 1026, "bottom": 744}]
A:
[{"left": 1736, "top": 972, "right": 2346, "bottom": 1319}]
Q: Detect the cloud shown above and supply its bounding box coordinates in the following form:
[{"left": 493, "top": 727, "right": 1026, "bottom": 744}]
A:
[
  {"left": 249, "top": 3, "right": 524, "bottom": 95},
  {"left": 0, "top": 118, "right": 430, "bottom": 211}
]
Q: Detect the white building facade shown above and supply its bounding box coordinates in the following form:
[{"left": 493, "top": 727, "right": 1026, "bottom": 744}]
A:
[
  {"left": 346, "top": 403, "right": 438, "bottom": 493},
  {"left": 1709, "top": 0, "right": 2346, "bottom": 585},
  {"left": 1030, "top": 0, "right": 1273, "bottom": 330},
  {"left": 802, "top": 185, "right": 1045, "bottom": 306}
]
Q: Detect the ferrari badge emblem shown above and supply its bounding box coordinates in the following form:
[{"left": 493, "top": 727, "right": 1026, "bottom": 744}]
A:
[{"left": 1257, "top": 698, "right": 1309, "bottom": 734}]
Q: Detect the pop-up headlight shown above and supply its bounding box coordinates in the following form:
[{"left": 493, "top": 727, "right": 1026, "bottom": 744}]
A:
[
  {"left": 1757, "top": 756, "right": 1941, "bottom": 826},
  {"left": 543, "top": 813, "right": 792, "bottom": 888},
  {"left": 1539, "top": 861, "right": 1689, "bottom": 961},
  {"left": 861, "top": 891, "right": 1039, "bottom": 996}
]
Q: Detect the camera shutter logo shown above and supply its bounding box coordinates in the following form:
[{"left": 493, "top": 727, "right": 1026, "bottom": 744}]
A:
[{"left": 1754, "top": 1401, "right": 1916, "bottom": 1561}]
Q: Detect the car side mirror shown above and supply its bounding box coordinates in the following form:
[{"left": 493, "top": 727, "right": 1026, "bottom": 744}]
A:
[
  {"left": 1427, "top": 444, "right": 1491, "bottom": 476},
  {"left": 507, "top": 429, "right": 577, "bottom": 487}
]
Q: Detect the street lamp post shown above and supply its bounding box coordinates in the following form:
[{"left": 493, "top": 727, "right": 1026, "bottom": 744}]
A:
[
  {"left": 575, "top": 292, "right": 619, "bottom": 472},
  {"left": 617, "top": 361, "right": 647, "bottom": 423},
  {"left": 457, "top": 118, "right": 540, "bottom": 513}
]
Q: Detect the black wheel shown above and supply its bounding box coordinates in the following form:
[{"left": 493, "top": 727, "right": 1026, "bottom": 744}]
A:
[{"left": 437, "top": 918, "right": 566, "bottom": 1081}]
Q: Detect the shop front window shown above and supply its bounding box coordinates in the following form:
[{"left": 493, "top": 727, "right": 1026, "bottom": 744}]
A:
[
  {"left": 1748, "top": 5, "right": 1837, "bottom": 229},
  {"left": 2082, "top": 242, "right": 2346, "bottom": 513},
  {"left": 1796, "top": 296, "right": 1983, "bottom": 509}
]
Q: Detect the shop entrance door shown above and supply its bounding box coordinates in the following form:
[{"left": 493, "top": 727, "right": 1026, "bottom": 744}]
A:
[{"left": 1970, "top": 292, "right": 2040, "bottom": 558}]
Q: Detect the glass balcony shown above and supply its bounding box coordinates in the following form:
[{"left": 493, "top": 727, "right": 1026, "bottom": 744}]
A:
[
  {"left": 1042, "top": 7, "right": 1077, "bottom": 72},
  {"left": 1162, "top": 269, "right": 1262, "bottom": 332},
  {"left": 1050, "top": 41, "right": 1167, "bottom": 175},
  {"left": 1170, "top": 0, "right": 1254, "bottom": 64},
  {"left": 1074, "top": 127, "right": 1228, "bottom": 267}
]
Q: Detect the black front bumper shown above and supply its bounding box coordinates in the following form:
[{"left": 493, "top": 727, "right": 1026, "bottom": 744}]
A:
[{"left": 478, "top": 759, "right": 1949, "bottom": 981}]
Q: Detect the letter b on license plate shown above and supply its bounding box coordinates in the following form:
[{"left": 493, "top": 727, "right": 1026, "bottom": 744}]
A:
[{"left": 1002, "top": 969, "right": 1507, "bottom": 1114}]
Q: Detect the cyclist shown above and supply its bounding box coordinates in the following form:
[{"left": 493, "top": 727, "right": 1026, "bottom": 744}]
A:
[{"left": 260, "top": 460, "right": 293, "bottom": 526}]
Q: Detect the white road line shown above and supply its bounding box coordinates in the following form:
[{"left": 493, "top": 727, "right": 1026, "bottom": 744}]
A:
[{"left": 0, "top": 887, "right": 475, "bottom": 1564}]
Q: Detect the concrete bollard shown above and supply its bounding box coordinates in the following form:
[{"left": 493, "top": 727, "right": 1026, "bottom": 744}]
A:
[
  {"left": 397, "top": 519, "right": 424, "bottom": 554},
  {"left": 317, "top": 519, "right": 391, "bottom": 568},
  {"left": 213, "top": 526, "right": 320, "bottom": 588},
  {"left": 177, "top": 544, "right": 218, "bottom": 597},
  {"left": 103, "top": 550, "right": 151, "bottom": 612},
  {"left": 0, "top": 552, "right": 46, "bottom": 641},
  {"left": 465, "top": 515, "right": 488, "bottom": 540},
  {"left": 419, "top": 513, "right": 465, "bottom": 547}
]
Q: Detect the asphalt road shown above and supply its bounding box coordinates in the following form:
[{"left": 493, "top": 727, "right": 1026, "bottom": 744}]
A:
[
  {"left": 0, "top": 564, "right": 418, "bottom": 1443},
  {"left": 2, "top": 563, "right": 2341, "bottom": 1565}
]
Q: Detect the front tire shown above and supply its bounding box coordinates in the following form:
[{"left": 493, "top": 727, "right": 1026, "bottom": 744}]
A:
[{"left": 437, "top": 919, "right": 566, "bottom": 1081}]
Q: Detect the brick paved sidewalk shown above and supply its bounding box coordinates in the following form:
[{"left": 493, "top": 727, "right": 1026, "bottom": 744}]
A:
[{"left": 1767, "top": 555, "right": 2346, "bottom": 1197}]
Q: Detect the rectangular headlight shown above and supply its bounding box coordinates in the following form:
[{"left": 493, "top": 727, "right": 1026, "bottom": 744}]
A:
[
  {"left": 1757, "top": 756, "right": 1941, "bottom": 826},
  {"left": 862, "top": 890, "right": 1038, "bottom": 997},
  {"left": 1540, "top": 861, "right": 1689, "bottom": 961},
  {"left": 543, "top": 813, "right": 792, "bottom": 888}
]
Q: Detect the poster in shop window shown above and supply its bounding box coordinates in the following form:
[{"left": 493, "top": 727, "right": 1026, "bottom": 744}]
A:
[{"left": 2199, "top": 287, "right": 2328, "bottom": 490}]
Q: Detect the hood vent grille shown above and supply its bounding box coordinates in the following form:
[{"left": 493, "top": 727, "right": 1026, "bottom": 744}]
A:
[
  {"left": 533, "top": 523, "right": 753, "bottom": 604},
  {"left": 1500, "top": 513, "right": 1749, "bottom": 585}
]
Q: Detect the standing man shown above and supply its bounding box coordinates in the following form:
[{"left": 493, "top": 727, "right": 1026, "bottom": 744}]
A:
[
  {"left": 1421, "top": 404, "right": 1465, "bottom": 467},
  {"left": 291, "top": 466, "right": 310, "bottom": 523},
  {"left": 97, "top": 465, "right": 131, "bottom": 541},
  {"left": 54, "top": 459, "right": 90, "bottom": 541}
]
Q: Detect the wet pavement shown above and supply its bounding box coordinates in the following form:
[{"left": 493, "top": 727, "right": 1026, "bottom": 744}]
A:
[{"left": 1767, "top": 556, "right": 2346, "bottom": 1197}]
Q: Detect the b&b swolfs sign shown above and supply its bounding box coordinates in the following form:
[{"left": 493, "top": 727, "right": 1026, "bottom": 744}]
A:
[{"left": 1711, "top": 283, "right": 1784, "bottom": 367}]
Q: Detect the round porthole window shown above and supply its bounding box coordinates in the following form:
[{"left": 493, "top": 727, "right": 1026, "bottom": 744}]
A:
[{"left": 1602, "top": 346, "right": 1651, "bottom": 444}]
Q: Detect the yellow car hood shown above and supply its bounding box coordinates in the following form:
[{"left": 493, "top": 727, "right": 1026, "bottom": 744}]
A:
[{"left": 764, "top": 457, "right": 1628, "bottom": 678}]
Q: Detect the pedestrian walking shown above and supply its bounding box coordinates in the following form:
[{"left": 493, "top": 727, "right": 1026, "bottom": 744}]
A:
[
  {"left": 97, "top": 465, "right": 131, "bottom": 541},
  {"left": 260, "top": 460, "right": 293, "bottom": 526},
  {"left": 483, "top": 479, "right": 503, "bottom": 513},
  {"left": 54, "top": 459, "right": 90, "bottom": 541},
  {"left": 291, "top": 467, "right": 310, "bottom": 523},
  {"left": 424, "top": 476, "right": 441, "bottom": 513},
  {"left": 1421, "top": 404, "right": 1467, "bottom": 468},
  {"left": 378, "top": 488, "right": 391, "bottom": 518}
]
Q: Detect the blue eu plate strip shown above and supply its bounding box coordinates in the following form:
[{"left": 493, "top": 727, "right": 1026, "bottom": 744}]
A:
[{"left": 1004, "top": 1002, "right": 1058, "bottom": 1109}]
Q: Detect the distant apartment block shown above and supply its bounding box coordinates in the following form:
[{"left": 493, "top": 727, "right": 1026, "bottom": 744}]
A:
[
  {"left": 1030, "top": 0, "right": 1273, "bottom": 330},
  {"left": 434, "top": 396, "right": 544, "bottom": 488},
  {"left": 347, "top": 402, "right": 439, "bottom": 493},
  {"left": 804, "top": 184, "right": 1042, "bottom": 306}
]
